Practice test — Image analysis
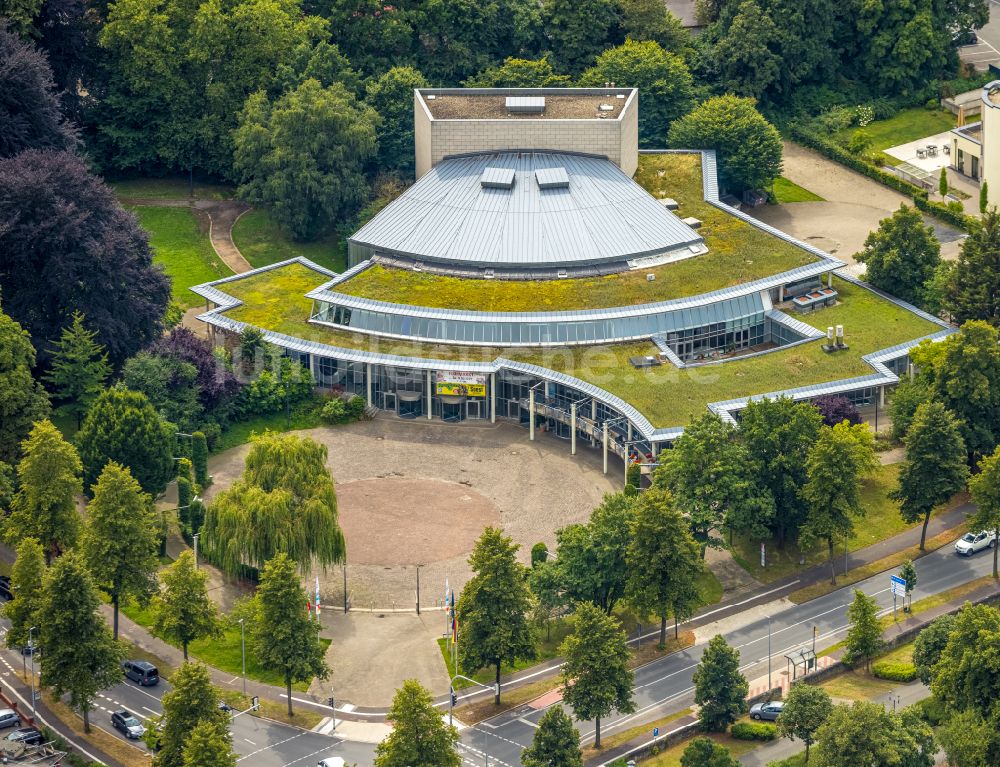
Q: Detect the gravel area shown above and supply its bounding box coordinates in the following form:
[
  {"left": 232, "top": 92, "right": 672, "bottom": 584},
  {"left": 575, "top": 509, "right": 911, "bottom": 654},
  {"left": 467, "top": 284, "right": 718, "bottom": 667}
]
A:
[{"left": 204, "top": 415, "right": 618, "bottom": 607}]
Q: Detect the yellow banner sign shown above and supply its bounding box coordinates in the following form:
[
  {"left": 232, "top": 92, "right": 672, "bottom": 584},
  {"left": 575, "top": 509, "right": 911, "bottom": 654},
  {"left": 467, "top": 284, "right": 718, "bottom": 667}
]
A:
[{"left": 435, "top": 372, "right": 487, "bottom": 397}]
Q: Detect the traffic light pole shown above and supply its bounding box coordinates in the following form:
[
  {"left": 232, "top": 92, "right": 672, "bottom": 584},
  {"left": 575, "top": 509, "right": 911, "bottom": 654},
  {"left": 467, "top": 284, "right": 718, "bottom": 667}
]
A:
[{"left": 449, "top": 675, "right": 497, "bottom": 728}]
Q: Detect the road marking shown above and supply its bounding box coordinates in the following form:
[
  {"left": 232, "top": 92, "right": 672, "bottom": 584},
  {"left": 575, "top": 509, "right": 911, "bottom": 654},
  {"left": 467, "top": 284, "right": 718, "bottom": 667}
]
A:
[
  {"left": 517, "top": 717, "right": 538, "bottom": 729},
  {"left": 243, "top": 739, "right": 256, "bottom": 745},
  {"left": 142, "top": 706, "right": 158, "bottom": 716},
  {"left": 273, "top": 742, "right": 345, "bottom": 767},
  {"left": 236, "top": 731, "right": 307, "bottom": 761},
  {"left": 458, "top": 741, "right": 516, "bottom": 767}
]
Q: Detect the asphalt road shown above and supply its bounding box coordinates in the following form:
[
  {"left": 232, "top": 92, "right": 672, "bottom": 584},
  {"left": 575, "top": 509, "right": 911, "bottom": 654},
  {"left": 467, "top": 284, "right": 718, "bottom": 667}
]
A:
[{"left": 459, "top": 533, "right": 996, "bottom": 767}]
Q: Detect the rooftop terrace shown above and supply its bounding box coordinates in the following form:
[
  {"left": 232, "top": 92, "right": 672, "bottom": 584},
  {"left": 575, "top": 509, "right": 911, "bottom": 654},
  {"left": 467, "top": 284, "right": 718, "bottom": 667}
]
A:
[
  {"left": 419, "top": 89, "right": 632, "bottom": 120},
  {"left": 217, "top": 262, "right": 942, "bottom": 428},
  {"left": 335, "top": 153, "right": 821, "bottom": 311}
]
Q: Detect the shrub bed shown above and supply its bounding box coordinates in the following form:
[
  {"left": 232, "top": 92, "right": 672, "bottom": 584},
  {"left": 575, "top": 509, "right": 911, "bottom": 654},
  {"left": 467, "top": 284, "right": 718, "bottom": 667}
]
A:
[
  {"left": 872, "top": 661, "right": 918, "bottom": 682},
  {"left": 915, "top": 695, "right": 949, "bottom": 726},
  {"left": 731, "top": 721, "right": 778, "bottom": 741}
]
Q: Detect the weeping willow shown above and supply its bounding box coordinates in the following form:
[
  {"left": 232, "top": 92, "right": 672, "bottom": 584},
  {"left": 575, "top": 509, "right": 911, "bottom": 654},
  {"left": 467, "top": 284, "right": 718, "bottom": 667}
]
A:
[{"left": 202, "top": 432, "right": 346, "bottom": 575}]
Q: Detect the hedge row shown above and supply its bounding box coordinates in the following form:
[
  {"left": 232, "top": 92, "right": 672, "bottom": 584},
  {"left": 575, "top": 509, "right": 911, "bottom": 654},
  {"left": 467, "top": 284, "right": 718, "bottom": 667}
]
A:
[
  {"left": 872, "top": 661, "right": 918, "bottom": 682},
  {"left": 731, "top": 721, "right": 778, "bottom": 741},
  {"left": 788, "top": 125, "right": 976, "bottom": 233}
]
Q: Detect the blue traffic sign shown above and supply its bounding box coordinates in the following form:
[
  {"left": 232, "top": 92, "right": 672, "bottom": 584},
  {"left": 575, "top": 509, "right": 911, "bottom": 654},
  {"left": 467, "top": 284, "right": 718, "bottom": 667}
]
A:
[
  {"left": 653, "top": 727, "right": 659, "bottom": 738},
  {"left": 890, "top": 575, "right": 906, "bottom": 586}
]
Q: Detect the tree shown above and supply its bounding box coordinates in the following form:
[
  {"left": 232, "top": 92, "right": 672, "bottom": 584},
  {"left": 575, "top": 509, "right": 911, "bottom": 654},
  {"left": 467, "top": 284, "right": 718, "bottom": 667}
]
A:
[
  {"left": 465, "top": 56, "right": 570, "bottom": 87},
  {"left": 36, "top": 552, "right": 124, "bottom": 732},
  {"left": 889, "top": 379, "right": 932, "bottom": 442},
  {"left": 932, "top": 603, "right": 1000, "bottom": 718},
  {"left": 203, "top": 432, "right": 345, "bottom": 575},
  {"left": 153, "top": 328, "right": 240, "bottom": 412},
  {"left": 191, "top": 431, "right": 208, "bottom": 488},
  {"left": 811, "top": 700, "right": 934, "bottom": 767},
  {"left": 181, "top": 721, "right": 236, "bottom": 767},
  {"left": 5, "top": 419, "right": 81, "bottom": 562},
  {"left": 938, "top": 709, "right": 997, "bottom": 767},
  {"left": 710, "top": 0, "right": 781, "bottom": 100},
  {"left": 981, "top": 181, "right": 989, "bottom": 215},
  {"left": 625, "top": 489, "right": 702, "bottom": 645},
  {"left": 657, "top": 412, "right": 774, "bottom": 549},
  {"left": 799, "top": 422, "right": 878, "bottom": 584},
  {"left": 680, "top": 737, "right": 739, "bottom": 767},
  {"left": 891, "top": 402, "right": 967, "bottom": 550},
  {"left": 374, "top": 679, "right": 461, "bottom": 767},
  {"left": 692, "top": 634, "right": 748, "bottom": 732},
  {"left": 778, "top": 683, "right": 833, "bottom": 762},
  {"left": 940, "top": 167, "right": 949, "bottom": 199},
  {"left": 154, "top": 662, "right": 229, "bottom": 767},
  {"left": 77, "top": 387, "right": 175, "bottom": 496},
  {"left": 365, "top": 66, "right": 429, "bottom": 179},
  {"left": 3, "top": 538, "right": 45, "bottom": 650},
  {"left": 948, "top": 209, "right": 1000, "bottom": 326},
  {"left": 739, "top": 397, "right": 823, "bottom": 547},
  {"left": 812, "top": 395, "right": 861, "bottom": 427},
  {"left": 0, "top": 305, "right": 51, "bottom": 464},
  {"left": 912, "top": 321, "right": 1000, "bottom": 461},
  {"left": 843, "top": 589, "right": 883, "bottom": 672},
  {"left": 668, "top": 95, "right": 782, "bottom": 193},
  {"left": 234, "top": 79, "right": 378, "bottom": 241},
  {"left": 520, "top": 705, "right": 582, "bottom": 767},
  {"left": 82, "top": 462, "right": 159, "bottom": 639},
  {"left": 528, "top": 560, "right": 563, "bottom": 642},
  {"left": 579, "top": 41, "right": 694, "bottom": 147},
  {"left": 43, "top": 312, "right": 110, "bottom": 429},
  {"left": 153, "top": 551, "right": 221, "bottom": 660},
  {"left": 913, "top": 613, "right": 955, "bottom": 685},
  {"left": 541, "top": 0, "right": 619, "bottom": 74},
  {"left": 619, "top": 0, "right": 692, "bottom": 56},
  {"left": 0, "top": 151, "right": 170, "bottom": 367},
  {"left": 252, "top": 553, "right": 329, "bottom": 717},
  {"left": 559, "top": 601, "right": 635, "bottom": 748},
  {"left": 0, "top": 27, "right": 76, "bottom": 158},
  {"left": 855, "top": 205, "right": 941, "bottom": 307},
  {"left": 456, "top": 528, "right": 534, "bottom": 704},
  {"left": 551, "top": 493, "right": 634, "bottom": 614},
  {"left": 900, "top": 559, "right": 918, "bottom": 611},
  {"left": 122, "top": 352, "right": 202, "bottom": 432},
  {"left": 969, "top": 447, "right": 1000, "bottom": 578}
]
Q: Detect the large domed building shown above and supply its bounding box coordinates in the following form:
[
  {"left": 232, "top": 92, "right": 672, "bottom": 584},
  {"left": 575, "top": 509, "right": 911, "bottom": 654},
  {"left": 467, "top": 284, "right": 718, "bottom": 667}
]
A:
[{"left": 194, "top": 88, "right": 951, "bottom": 473}]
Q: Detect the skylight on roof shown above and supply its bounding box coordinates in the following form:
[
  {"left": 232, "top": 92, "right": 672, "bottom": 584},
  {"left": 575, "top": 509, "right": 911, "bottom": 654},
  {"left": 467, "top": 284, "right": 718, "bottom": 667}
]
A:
[
  {"left": 480, "top": 167, "right": 515, "bottom": 189},
  {"left": 505, "top": 96, "right": 545, "bottom": 113},
  {"left": 535, "top": 167, "right": 569, "bottom": 189}
]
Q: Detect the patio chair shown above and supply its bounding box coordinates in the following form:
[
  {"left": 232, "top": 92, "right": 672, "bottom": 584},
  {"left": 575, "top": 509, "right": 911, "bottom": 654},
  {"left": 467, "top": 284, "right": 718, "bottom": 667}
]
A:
[
  {"left": 943, "top": 145, "right": 951, "bottom": 155},
  {"left": 916, "top": 148, "right": 927, "bottom": 159}
]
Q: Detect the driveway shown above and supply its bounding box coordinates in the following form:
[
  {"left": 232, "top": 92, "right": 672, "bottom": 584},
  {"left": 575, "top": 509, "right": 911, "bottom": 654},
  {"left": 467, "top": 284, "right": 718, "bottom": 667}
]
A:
[
  {"left": 750, "top": 142, "right": 964, "bottom": 275},
  {"left": 961, "top": 0, "right": 1000, "bottom": 70}
]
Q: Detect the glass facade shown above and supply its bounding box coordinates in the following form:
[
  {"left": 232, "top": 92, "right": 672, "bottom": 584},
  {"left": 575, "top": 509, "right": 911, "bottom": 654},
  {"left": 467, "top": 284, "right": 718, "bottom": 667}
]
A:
[{"left": 312, "top": 294, "right": 766, "bottom": 348}]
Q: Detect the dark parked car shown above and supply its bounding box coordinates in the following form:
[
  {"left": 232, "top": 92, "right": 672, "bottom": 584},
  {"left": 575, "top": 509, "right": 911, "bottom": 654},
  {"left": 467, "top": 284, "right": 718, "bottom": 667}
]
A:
[
  {"left": 749, "top": 701, "right": 784, "bottom": 721},
  {"left": 20, "top": 641, "right": 40, "bottom": 657},
  {"left": 0, "top": 710, "right": 21, "bottom": 730},
  {"left": 5, "top": 727, "right": 42, "bottom": 746},
  {"left": 111, "top": 710, "right": 145, "bottom": 739},
  {"left": 122, "top": 660, "right": 159, "bottom": 686},
  {"left": 0, "top": 576, "right": 13, "bottom": 602}
]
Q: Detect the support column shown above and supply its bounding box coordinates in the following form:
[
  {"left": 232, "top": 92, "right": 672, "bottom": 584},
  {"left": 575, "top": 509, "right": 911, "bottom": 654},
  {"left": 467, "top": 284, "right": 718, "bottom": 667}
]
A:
[
  {"left": 602, "top": 421, "right": 609, "bottom": 474},
  {"left": 529, "top": 389, "right": 535, "bottom": 441},
  {"left": 571, "top": 404, "right": 577, "bottom": 455},
  {"left": 591, "top": 401, "right": 597, "bottom": 446},
  {"left": 627, "top": 422, "right": 633, "bottom": 441},
  {"left": 778, "top": 285, "right": 785, "bottom": 303},
  {"left": 490, "top": 373, "right": 496, "bottom": 423},
  {"left": 652, "top": 442, "right": 659, "bottom": 459},
  {"left": 308, "top": 354, "right": 317, "bottom": 382},
  {"left": 828, "top": 272, "right": 833, "bottom": 288},
  {"left": 879, "top": 385, "right": 885, "bottom": 407},
  {"left": 365, "top": 363, "right": 373, "bottom": 405},
  {"left": 426, "top": 370, "right": 433, "bottom": 420}
]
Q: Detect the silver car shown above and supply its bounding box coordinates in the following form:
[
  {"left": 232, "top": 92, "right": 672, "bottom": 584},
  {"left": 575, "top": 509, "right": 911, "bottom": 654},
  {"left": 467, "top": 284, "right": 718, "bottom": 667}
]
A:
[{"left": 749, "top": 701, "right": 784, "bottom": 721}]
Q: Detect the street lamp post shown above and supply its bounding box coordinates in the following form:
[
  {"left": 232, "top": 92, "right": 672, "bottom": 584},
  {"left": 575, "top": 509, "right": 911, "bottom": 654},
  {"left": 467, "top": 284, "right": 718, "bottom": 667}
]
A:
[
  {"left": 342, "top": 565, "right": 348, "bottom": 614},
  {"left": 193, "top": 533, "right": 199, "bottom": 569},
  {"left": 449, "top": 675, "right": 496, "bottom": 728},
  {"left": 238, "top": 618, "right": 246, "bottom": 697},
  {"left": 28, "top": 626, "right": 37, "bottom": 718},
  {"left": 416, "top": 565, "right": 421, "bottom": 615},
  {"left": 766, "top": 615, "right": 772, "bottom": 693}
]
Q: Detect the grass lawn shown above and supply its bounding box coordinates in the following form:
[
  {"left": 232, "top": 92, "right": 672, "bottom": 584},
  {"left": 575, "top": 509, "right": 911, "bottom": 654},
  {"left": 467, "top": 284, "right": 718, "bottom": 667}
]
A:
[
  {"left": 818, "top": 668, "right": 898, "bottom": 701},
  {"left": 334, "top": 153, "right": 818, "bottom": 311},
  {"left": 772, "top": 177, "right": 824, "bottom": 203},
  {"left": 112, "top": 176, "right": 234, "bottom": 200},
  {"left": 221, "top": 261, "right": 941, "bottom": 429},
  {"left": 766, "top": 753, "right": 808, "bottom": 767},
  {"left": 731, "top": 464, "right": 907, "bottom": 583},
  {"left": 581, "top": 707, "right": 692, "bottom": 761},
  {"left": 231, "top": 208, "right": 347, "bottom": 273},
  {"left": 121, "top": 599, "right": 330, "bottom": 690},
  {"left": 638, "top": 732, "right": 757, "bottom": 767},
  {"left": 832, "top": 107, "right": 957, "bottom": 166},
  {"left": 132, "top": 206, "right": 231, "bottom": 308}
]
